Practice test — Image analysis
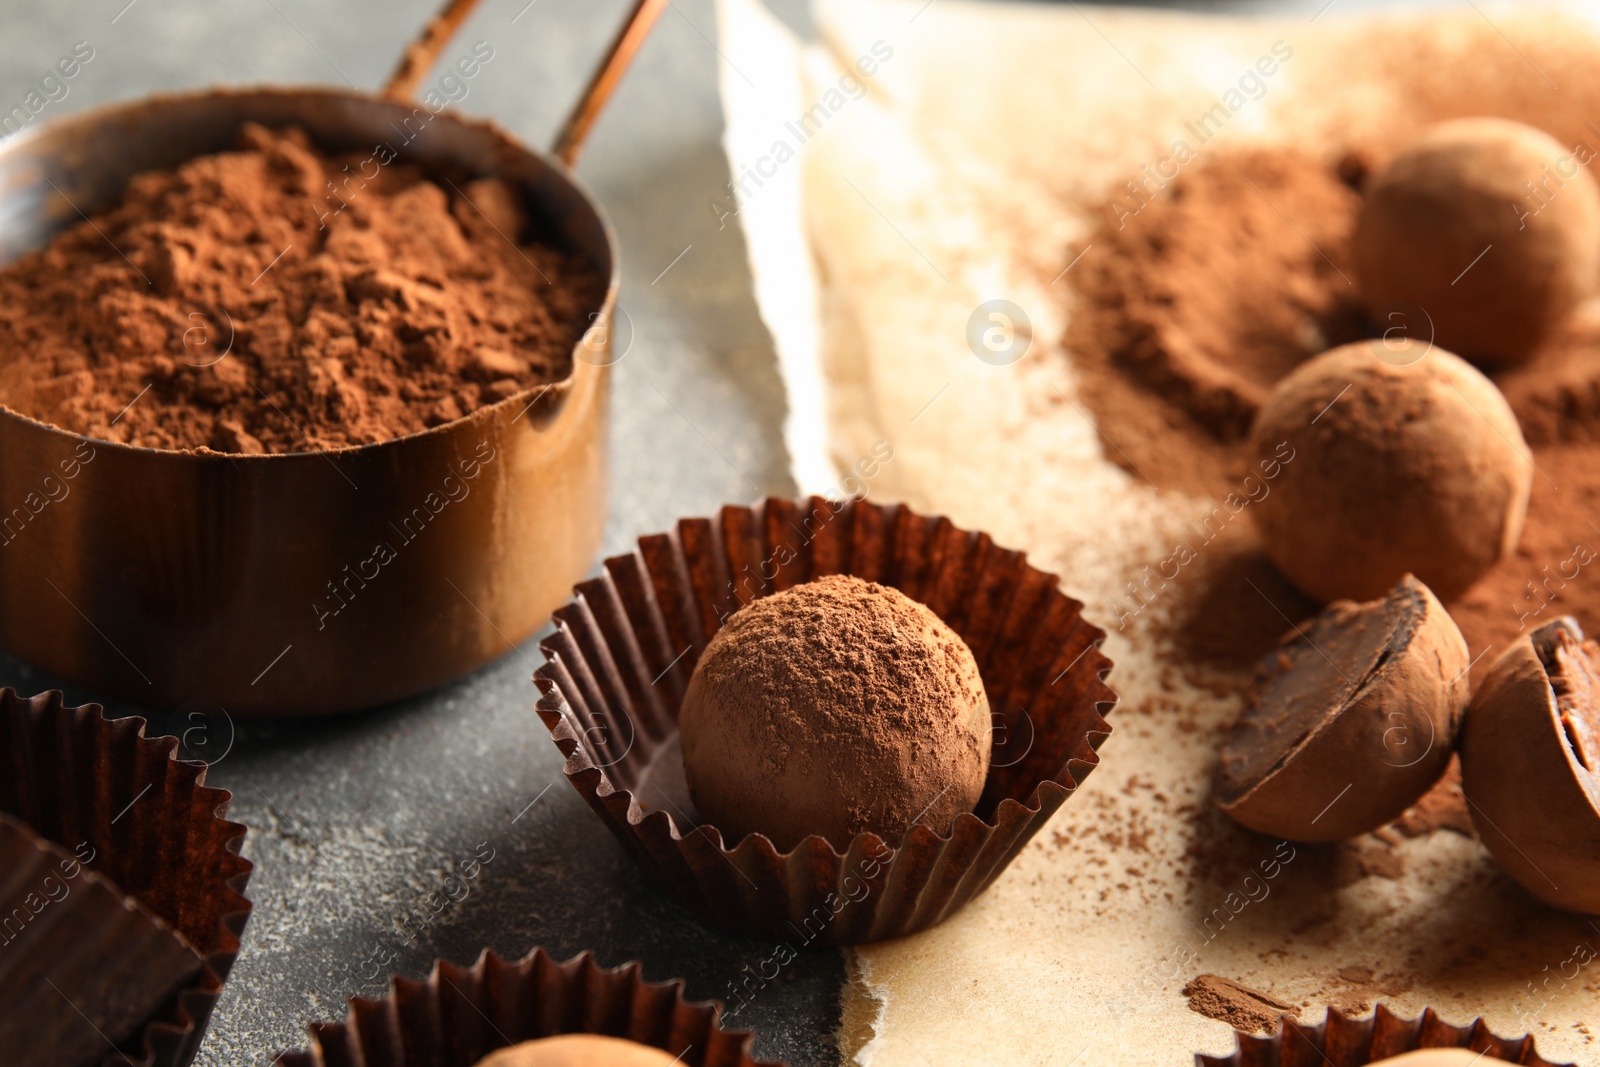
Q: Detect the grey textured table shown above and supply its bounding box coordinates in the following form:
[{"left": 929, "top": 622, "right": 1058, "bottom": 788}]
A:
[{"left": 0, "top": 1, "right": 832, "bottom": 1064}]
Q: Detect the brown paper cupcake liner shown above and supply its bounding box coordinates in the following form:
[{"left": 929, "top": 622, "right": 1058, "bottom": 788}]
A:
[
  {"left": 0, "top": 689, "right": 253, "bottom": 1067},
  {"left": 1196, "top": 1003, "right": 1573, "bottom": 1066},
  {"left": 274, "top": 947, "right": 780, "bottom": 1067},
  {"left": 533, "top": 496, "right": 1118, "bottom": 945}
]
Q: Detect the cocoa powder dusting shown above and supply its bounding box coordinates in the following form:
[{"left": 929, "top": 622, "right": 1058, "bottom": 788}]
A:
[
  {"left": 1068, "top": 144, "right": 1600, "bottom": 685},
  {"left": 1391, "top": 759, "right": 1475, "bottom": 839},
  {"left": 1066, "top": 149, "right": 1368, "bottom": 500},
  {"left": 0, "top": 123, "right": 604, "bottom": 453}
]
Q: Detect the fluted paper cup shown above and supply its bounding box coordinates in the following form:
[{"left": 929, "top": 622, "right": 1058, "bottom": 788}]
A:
[
  {"left": 0, "top": 689, "right": 252, "bottom": 1067},
  {"left": 1196, "top": 1003, "right": 1572, "bottom": 1066},
  {"left": 275, "top": 947, "right": 778, "bottom": 1066},
  {"left": 534, "top": 496, "right": 1118, "bottom": 945}
]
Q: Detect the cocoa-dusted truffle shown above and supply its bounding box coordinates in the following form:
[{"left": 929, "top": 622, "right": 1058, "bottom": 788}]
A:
[
  {"left": 1461, "top": 617, "right": 1600, "bottom": 914},
  {"left": 473, "top": 1036, "right": 682, "bottom": 1067},
  {"left": 678, "top": 574, "right": 991, "bottom": 852},
  {"left": 1214, "top": 575, "right": 1468, "bottom": 842},
  {"left": 1354, "top": 117, "right": 1600, "bottom": 367},
  {"left": 1249, "top": 339, "right": 1530, "bottom": 603},
  {"left": 1373, "top": 1053, "right": 1507, "bottom": 1066}
]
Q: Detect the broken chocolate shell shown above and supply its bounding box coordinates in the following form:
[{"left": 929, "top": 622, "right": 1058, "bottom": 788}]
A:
[
  {"left": 1214, "top": 575, "right": 1467, "bottom": 841},
  {"left": 1460, "top": 616, "right": 1600, "bottom": 914}
]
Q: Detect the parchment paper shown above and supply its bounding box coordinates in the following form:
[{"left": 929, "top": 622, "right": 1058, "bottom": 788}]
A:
[{"left": 716, "top": 1, "right": 1600, "bottom": 1062}]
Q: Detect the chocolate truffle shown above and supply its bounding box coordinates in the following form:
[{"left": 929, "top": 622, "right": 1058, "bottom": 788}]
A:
[
  {"left": 1373, "top": 1053, "right": 1509, "bottom": 1066},
  {"left": 1460, "top": 617, "right": 1600, "bottom": 914},
  {"left": 678, "top": 574, "right": 991, "bottom": 852},
  {"left": 1214, "top": 575, "right": 1468, "bottom": 842},
  {"left": 1249, "top": 339, "right": 1530, "bottom": 603},
  {"left": 1354, "top": 117, "right": 1600, "bottom": 367},
  {"left": 473, "top": 1036, "right": 682, "bottom": 1067}
]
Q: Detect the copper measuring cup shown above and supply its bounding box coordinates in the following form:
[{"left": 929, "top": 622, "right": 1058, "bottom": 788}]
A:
[{"left": 0, "top": 0, "right": 667, "bottom": 715}]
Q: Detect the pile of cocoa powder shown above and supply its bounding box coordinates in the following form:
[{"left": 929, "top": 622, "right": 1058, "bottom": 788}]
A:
[
  {"left": 0, "top": 123, "right": 604, "bottom": 453},
  {"left": 1065, "top": 144, "right": 1600, "bottom": 690}
]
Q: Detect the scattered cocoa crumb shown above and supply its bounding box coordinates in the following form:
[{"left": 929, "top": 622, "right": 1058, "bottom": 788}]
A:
[
  {"left": 1329, "top": 988, "right": 1372, "bottom": 1018},
  {"left": 1182, "top": 974, "right": 1297, "bottom": 1034},
  {"left": 1336, "top": 840, "right": 1406, "bottom": 885},
  {"left": 1380, "top": 975, "right": 1414, "bottom": 999}
]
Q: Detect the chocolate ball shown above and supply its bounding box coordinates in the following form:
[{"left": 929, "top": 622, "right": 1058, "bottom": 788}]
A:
[
  {"left": 1354, "top": 117, "right": 1600, "bottom": 367},
  {"left": 1214, "top": 575, "right": 1468, "bottom": 842},
  {"left": 1249, "top": 340, "right": 1530, "bottom": 603},
  {"left": 1461, "top": 617, "right": 1600, "bottom": 914},
  {"left": 1373, "top": 1053, "right": 1504, "bottom": 1066},
  {"left": 473, "top": 1036, "right": 681, "bottom": 1067},
  {"left": 678, "top": 574, "right": 991, "bottom": 852}
]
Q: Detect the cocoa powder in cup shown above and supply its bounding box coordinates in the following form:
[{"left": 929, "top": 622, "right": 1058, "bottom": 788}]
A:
[{"left": 0, "top": 123, "right": 604, "bottom": 453}]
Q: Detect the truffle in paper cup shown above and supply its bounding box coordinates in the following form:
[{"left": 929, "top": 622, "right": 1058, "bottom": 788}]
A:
[
  {"left": 1195, "top": 1003, "right": 1572, "bottom": 1067},
  {"left": 274, "top": 947, "right": 779, "bottom": 1067},
  {"left": 533, "top": 496, "right": 1117, "bottom": 945},
  {"left": 0, "top": 690, "right": 252, "bottom": 1067}
]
